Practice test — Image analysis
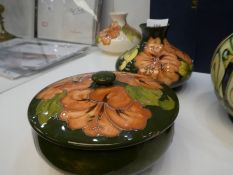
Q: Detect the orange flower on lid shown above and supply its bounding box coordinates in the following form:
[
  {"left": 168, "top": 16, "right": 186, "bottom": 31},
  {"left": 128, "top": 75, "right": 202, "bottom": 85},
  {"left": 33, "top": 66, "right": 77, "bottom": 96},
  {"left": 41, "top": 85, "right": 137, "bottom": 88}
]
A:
[{"left": 60, "top": 86, "right": 151, "bottom": 137}]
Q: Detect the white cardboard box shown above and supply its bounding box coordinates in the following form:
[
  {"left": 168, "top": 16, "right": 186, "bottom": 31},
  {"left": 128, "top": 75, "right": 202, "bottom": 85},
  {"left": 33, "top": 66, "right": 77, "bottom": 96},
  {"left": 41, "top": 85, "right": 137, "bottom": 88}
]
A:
[{"left": 37, "top": 0, "right": 102, "bottom": 45}]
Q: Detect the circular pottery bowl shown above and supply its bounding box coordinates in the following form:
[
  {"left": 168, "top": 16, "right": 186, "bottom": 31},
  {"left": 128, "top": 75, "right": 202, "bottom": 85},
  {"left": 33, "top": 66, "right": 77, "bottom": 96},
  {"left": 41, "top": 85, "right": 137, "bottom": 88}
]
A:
[
  {"left": 211, "top": 33, "right": 233, "bottom": 122},
  {"left": 28, "top": 71, "right": 179, "bottom": 175}
]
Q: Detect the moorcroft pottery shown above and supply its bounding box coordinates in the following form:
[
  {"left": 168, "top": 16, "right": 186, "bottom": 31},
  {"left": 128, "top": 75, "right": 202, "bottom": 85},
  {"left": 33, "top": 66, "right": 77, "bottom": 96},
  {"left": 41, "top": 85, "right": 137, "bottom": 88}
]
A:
[
  {"left": 96, "top": 12, "right": 141, "bottom": 54},
  {"left": 211, "top": 33, "right": 233, "bottom": 122},
  {"left": 28, "top": 71, "right": 179, "bottom": 175},
  {"left": 0, "top": 4, "right": 15, "bottom": 41},
  {"left": 116, "top": 23, "right": 193, "bottom": 88}
]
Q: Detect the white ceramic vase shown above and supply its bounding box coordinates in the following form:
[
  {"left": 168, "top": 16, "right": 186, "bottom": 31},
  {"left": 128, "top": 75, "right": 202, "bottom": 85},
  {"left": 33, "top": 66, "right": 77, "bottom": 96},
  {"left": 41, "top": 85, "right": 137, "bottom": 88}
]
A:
[{"left": 97, "top": 12, "right": 141, "bottom": 54}]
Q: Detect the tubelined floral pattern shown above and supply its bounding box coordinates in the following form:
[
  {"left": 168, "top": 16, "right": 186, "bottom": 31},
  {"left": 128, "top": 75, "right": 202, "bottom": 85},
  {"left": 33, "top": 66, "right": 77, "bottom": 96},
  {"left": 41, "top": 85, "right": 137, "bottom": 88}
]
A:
[
  {"left": 36, "top": 73, "right": 171, "bottom": 138},
  {"left": 134, "top": 37, "right": 192, "bottom": 85},
  {"left": 59, "top": 86, "right": 151, "bottom": 137},
  {"left": 97, "top": 21, "right": 121, "bottom": 45}
]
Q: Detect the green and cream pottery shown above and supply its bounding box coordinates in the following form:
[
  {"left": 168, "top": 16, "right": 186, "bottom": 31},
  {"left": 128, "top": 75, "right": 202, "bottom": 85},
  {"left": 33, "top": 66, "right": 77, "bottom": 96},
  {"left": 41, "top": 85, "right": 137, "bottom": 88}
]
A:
[
  {"left": 0, "top": 4, "right": 15, "bottom": 42},
  {"left": 116, "top": 23, "right": 193, "bottom": 88},
  {"left": 96, "top": 12, "right": 141, "bottom": 54},
  {"left": 28, "top": 71, "right": 179, "bottom": 175},
  {"left": 211, "top": 33, "right": 233, "bottom": 121}
]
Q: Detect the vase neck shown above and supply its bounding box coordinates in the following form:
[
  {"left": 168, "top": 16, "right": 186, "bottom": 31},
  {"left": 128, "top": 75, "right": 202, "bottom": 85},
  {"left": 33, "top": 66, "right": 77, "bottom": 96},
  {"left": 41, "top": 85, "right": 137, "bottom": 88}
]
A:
[
  {"left": 110, "top": 12, "right": 127, "bottom": 27},
  {"left": 140, "top": 23, "right": 168, "bottom": 42}
]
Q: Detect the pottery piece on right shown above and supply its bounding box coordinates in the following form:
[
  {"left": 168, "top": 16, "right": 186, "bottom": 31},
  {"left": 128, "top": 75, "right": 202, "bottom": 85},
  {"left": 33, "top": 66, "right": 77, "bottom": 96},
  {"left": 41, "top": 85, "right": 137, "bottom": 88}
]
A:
[
  {"left": 210, "top": 33, "right": 233, "bottom": 120},
  {"left": 116, "top": 23, "right": 193, "bottom": 88}
]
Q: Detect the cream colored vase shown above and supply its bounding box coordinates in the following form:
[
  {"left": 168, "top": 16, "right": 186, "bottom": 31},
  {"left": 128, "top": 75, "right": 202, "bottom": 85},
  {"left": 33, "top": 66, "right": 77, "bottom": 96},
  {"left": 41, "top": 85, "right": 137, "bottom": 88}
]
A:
[{"left": 97, "top": 12, "right": 141, "bottom": 54}]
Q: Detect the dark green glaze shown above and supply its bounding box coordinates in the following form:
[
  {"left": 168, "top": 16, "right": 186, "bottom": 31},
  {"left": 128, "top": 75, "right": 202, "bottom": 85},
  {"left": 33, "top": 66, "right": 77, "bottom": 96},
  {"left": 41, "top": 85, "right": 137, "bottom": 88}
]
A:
[
  {"left": 170, "top": 66, "right": 193, "bottom": 88},
  {"left": 28, "top": 72, "right": 179, "bottom": 150},
  {"left": 229, "top": 114, "right": 233, "bottom": 122},
  {"left": 28, "top": 72, "right": 179, "bottom": 174},
  {"left": 116, "top": 52, "right": 138, "bottom": 73},
  {"left": 33, "top": 126, "right": 174, "bottom": 175},
  {"left": 115, "top": 23, "right": 193, "bottom": 88},
  {"left": 92, "top": 71, "right": 116, "bottom": 85},
  {"left": 139, "top": 23, "right": 168, "bottom": 44}
]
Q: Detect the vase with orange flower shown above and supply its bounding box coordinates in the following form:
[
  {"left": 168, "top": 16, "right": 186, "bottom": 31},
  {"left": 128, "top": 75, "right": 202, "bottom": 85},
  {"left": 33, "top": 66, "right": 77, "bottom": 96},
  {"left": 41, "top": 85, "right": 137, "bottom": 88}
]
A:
[
  {"left": 116, "top": 23, "right": 193, "bottom": 88},
  {"left": 96, "top": 12, "right": 141, "bottom": 54}
]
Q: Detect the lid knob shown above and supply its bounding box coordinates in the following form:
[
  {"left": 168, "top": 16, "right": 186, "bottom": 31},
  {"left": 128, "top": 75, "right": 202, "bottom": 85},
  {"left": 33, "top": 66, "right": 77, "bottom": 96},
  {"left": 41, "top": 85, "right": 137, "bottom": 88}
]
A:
[{"left": 92, "top": 71, "right": 116, "bottom": 85}]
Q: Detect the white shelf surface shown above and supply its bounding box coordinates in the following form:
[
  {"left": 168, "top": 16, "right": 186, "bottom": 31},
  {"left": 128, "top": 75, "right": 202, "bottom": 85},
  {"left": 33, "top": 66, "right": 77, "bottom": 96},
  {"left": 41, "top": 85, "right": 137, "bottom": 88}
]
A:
[{"left": 0, "top": 48, "right": 232, "bottom": 175}]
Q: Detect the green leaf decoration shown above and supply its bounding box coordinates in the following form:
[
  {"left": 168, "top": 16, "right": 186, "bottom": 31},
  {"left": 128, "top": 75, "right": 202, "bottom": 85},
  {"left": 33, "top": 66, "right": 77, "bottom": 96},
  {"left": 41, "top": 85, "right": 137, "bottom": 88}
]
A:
[
  {"left": 119, "top": 46, "right": 139, "bottom": 71},
  {"left": 211, "top": 52, "right": 225, "bottom": 97},
  {"left": 178, "top": 60, "right": 192, "bottom": 77},
  {"left": 126, "top": 85, "right": 175, "bottom": 110},
  {"left": 126, "top": 85, "right": 163, "bottom": 106},
  {"left": 122, "top": 25, "right": 141, "bottom": 41},
  {"left": 96, "top": 35, "right": 101, "bottom": 44},
  {"left": 159, "top": 96, "right": 175, "bottom": 110},
  {"left": 225, "top": 71, "right": 233, "bottom": 109},
  {"left": 211, "top": 37, "right": 233, "bottom": 96},
  {"left": 223, "top": 53, "right": 233, "bottom": 68},
  {"left": 36, "top": 91, "right": 66, "bottom": 125}
]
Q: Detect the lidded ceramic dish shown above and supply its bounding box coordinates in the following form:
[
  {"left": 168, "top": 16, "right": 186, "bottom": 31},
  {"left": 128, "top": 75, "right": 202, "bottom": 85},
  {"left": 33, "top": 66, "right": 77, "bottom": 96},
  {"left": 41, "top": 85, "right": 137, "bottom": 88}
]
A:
[
  {"left": 28, "top": 71, "right": 179, "bottom": 174},
  {"left": 211, "top": 33, "right": 233, "bottom": 122}
]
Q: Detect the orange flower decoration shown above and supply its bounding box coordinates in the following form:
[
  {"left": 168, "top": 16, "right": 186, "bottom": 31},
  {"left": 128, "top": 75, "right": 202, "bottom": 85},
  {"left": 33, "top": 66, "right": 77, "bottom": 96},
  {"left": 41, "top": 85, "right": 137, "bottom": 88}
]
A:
[
  {"left": 135, "top": 37, "right": 192, "bottom": 85},
  {"left": 37, "top": 74, "right": 92, "bottom": 100},
  {"left": 98, "top": 21, "right": 121, "bottom": 45},
  {"left": 115, "top": 72, "right": 162, "bottom": 89},
  {"left": 60, "top": 86, "right": 151, "bottom": 137},
  {"left": 36, "top": 73, "right": 161, "bottom": 137}
]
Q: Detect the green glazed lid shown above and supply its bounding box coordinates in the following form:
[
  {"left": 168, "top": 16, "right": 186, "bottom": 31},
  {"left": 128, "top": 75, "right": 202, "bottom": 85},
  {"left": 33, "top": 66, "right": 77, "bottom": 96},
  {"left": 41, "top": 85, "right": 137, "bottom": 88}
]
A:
[{"left": 28, "top": 71, "right": 179, "bottom": 150}]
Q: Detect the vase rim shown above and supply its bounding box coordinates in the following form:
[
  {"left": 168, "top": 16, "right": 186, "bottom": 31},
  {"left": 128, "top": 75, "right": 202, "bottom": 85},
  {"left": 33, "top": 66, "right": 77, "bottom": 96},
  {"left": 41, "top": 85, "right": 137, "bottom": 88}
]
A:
[
  {"left": 139, "top": 23, "right": 169, "bottom": 29},
  {"left": 110, "top": 11, "right": 128, "bottom": 16}
]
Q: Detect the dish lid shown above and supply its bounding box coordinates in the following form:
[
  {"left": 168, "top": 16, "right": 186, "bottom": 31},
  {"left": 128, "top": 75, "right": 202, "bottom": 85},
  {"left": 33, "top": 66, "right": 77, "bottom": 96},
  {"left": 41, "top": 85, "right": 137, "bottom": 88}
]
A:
[{"left": 28, "top": 71, "right": 179, "bottom": 150}]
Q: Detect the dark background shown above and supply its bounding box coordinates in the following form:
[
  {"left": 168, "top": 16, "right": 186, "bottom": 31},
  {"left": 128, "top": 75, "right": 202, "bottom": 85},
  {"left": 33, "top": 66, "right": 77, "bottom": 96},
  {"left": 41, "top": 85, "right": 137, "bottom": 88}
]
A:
[{"left": 150, "top": 0, "right": 233, "bottom": 73}]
